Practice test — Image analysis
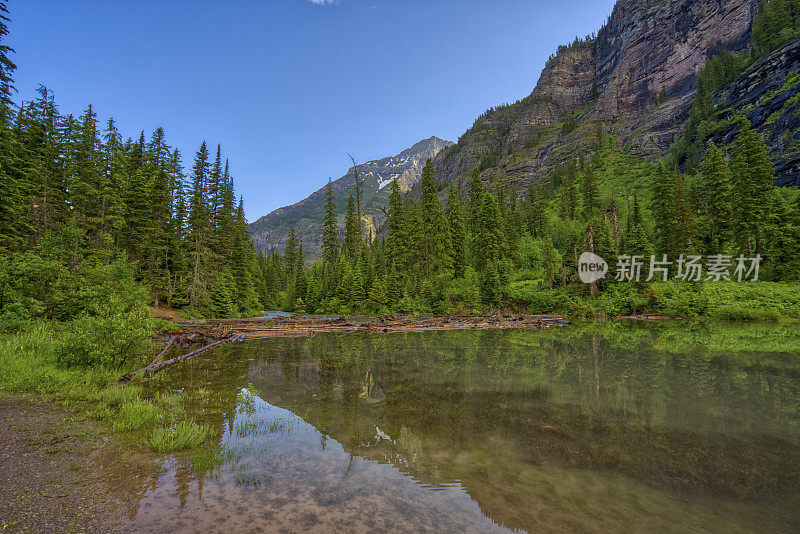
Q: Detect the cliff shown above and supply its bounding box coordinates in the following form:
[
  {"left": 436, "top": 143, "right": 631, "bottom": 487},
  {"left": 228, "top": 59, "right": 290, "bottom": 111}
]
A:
[{"left": 431, "top": 0, "right": 764, "bottom": 192}]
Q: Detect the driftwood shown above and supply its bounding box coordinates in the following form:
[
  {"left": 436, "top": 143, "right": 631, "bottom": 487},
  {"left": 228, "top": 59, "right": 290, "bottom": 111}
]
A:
[
  {"left": 119, "top": 334, "right": 244, "bottom": 384},
  {"left": 150, "top": 335, "right": 176, "bottom": 366},
  {"left": 170, "top": 314, "right": 571, "bottom": 341}
]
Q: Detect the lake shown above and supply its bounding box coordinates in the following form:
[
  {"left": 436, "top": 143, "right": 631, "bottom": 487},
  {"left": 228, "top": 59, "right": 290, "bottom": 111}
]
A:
[{"left": 121, "top": 322, "right": 800, "bottom": 532}]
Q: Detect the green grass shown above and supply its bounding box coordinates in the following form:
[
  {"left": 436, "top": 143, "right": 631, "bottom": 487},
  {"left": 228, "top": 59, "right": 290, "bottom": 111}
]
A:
[
  {"left": 112, "top": 400, "right": 162, "bottom": 432},
  {"left": 508, "top": 281, "right": 800, "bottom": 321},
  {"left": 0, "top": 321, "right": 213, "bottom": 455},
  {"left": 147, "top": 421, "right": 216, "bottom": 453}
]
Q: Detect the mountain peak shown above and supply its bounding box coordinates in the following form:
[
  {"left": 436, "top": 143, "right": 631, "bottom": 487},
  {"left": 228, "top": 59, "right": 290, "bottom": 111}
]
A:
[{"left": 249, "top": 136, "right": 453, "bottom": 256}]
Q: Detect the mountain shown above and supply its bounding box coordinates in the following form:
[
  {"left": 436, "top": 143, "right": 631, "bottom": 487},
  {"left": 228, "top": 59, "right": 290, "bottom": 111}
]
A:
[
  {"left": 248, "top": 136, "right": 453, "bottom": 256},
  {"left": 424, "top": 0, "right": 800, "bottom": 194}
]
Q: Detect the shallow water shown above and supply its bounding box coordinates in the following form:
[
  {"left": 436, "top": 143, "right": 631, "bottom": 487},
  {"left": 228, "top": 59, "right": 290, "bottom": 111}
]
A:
[{"left": 124, "top": 322, "right": 800, "bottom": 533}]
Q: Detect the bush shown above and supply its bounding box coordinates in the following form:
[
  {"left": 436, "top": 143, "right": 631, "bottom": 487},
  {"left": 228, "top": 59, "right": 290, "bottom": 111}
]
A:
[
  {"left": 0, "top": 302, "right": 33, "bottom": 334},
  {"left": 594, "top": 284, "right": 650, "bottom": 316},
  {"left": 507, "top": 281, "right": 567, "bottom": 314},
  {"left": 55, "top": 311, "right": 153, "bottom": 369}
]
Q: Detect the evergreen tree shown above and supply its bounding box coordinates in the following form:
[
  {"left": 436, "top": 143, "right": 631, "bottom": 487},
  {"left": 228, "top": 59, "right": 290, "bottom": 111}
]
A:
[
  {"left": 468, "top": 168, "right": 484, "bottom": 235},
  {"left": 525, "top": 183, "right": 546, "bottom": 238},
  {"left": 559, "top": 174, "right": 579, "bottom": 220},
  {"left": 651, "top": 163, "right": 677, "bottom": 254},
  {"left": 344, "top": 195, "right": 359, "bottom": 257},
  {"left": 321, "top": 179, "right": 338, "bottom": 264},
  {"left": 476, "top": 192, "right": 504, "bottom": 271},
  {"left": 446, "top": 186, "right": 467, "bottom": 278},
  {"left": 99, "top": 117, "right": 126, "bottom": 242},
  {"left": 699, "top": 142, "right": 732, "bottom": 251},
  {"left": 732, "top": 121, "right": 776, "bottom": 254},
  {"left": 71, "top": 105, "right": 103, "bottom": 239},
  {"left": 187, "top": 141, "right": 211, "bottom": 307},
  {"left": 671, "top": 165, "right": 697, "bottom": 253},
  {"left": 419, "top": 159, "right": 450, "bottom": 276},
  {"left": 582, "top": 163, "right": 600, "bottom": 217},
  {"left": 385, "top": 179, "right": 406, "bottom": 272},
  {"left": 623, "top": 193, "right": 652, "bottom": 256},
  {"left": 0, "top": 1, "right": 14, "bottom": 114}
]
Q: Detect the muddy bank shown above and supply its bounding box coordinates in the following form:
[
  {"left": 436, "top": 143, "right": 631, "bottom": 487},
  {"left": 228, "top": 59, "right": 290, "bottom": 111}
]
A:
[{"left": 0, "top": 395, "right": 158, "bottom": 533}]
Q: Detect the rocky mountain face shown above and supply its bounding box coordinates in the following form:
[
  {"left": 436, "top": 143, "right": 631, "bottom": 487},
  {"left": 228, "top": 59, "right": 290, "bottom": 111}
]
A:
[
  {"left": 248, "top": 136, "right": 453, "bottom": 257},
  {"left": 709, "top": 36, "right": 800, "bottom": 186},
  {"left": 428, "top": 0, "right": 793, "bottom": 194}
]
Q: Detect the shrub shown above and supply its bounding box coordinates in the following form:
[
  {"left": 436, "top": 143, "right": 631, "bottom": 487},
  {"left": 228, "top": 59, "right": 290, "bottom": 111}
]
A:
[
  {"left": 0, "top": 302, "right": 33, "bottom": 334},
  {"left": 594, "top": 283, "right": 650, "bottom": 316},
  {"left": 55, "top": 312, "right": 153, "bottom": 369},
  {"left": 507, "top": 281, "right": 567, "bottom": 314}
]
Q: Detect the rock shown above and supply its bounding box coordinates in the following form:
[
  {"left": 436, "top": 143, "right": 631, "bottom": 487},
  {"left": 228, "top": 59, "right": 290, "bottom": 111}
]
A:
[
  {"left": 431, "top": 0, "right": 760, "bottom": 193},
  {"left": 708, "top": 36, "right": 800, "bottom": 186}
]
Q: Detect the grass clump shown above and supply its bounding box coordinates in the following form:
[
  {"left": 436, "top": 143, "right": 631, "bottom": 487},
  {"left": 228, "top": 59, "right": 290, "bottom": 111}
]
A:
[
  {"left": 147, "top": 421, "right": 216, "bottom": 453},
  {"left": 112, "top": 400, "right": 162, "bottom": 432}
]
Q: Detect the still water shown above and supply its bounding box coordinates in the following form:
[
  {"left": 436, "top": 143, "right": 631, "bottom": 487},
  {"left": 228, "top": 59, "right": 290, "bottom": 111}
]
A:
[{"left": 126, "top": 322, "right": 800, "bottom": 532}]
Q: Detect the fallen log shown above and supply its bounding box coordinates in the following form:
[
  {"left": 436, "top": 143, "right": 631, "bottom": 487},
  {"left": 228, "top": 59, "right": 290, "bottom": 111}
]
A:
[
  {"left": 118, "top": 334, "right": 244, "bottom": 384},
  {"left": 149, "top": 335, "right": 176, "bottom": 366}
]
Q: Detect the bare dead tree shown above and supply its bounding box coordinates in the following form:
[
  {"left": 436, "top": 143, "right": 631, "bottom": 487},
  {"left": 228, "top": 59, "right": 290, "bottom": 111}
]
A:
[{"left": 347, "top": 153, "right": 364, "bottom": 246}]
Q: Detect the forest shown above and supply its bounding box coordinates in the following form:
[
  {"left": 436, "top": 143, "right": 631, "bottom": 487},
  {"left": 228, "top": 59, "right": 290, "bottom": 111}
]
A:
[
  {"left": 252, "top": 0, "right": 800, "bottom": 320},
  {"left": 1, "top": 0, "right": 800, "bottom": 340}
]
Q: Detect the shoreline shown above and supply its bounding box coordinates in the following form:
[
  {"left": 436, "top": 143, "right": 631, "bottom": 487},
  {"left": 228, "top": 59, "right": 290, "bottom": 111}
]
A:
[{"left": 169, "top": 313, "right": 574, "bottom": 341}]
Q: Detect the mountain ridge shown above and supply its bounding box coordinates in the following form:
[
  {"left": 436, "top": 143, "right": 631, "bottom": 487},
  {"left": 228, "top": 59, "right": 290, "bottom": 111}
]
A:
[
  {"left": 248, "top": 136, "right": 453, "bottom": 256},
  {"left": 427, "top": 0, "right": 764, "bottom": 195}
]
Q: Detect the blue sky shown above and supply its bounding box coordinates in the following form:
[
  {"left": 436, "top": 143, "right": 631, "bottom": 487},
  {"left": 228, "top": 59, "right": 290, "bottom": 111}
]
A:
[{"left": 9, "top": 0, "right": 615, "bottom": 221}]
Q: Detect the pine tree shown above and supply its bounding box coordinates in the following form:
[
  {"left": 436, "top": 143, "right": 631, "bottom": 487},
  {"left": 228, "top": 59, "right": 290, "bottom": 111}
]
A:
[
  {"left": 0, "top": 0, "right": 16, "bottom": 245},
  {"left": 71, "top": 105, "right": 103, "bottom": 240},
  {"left": 217, "top": 159, "right": 236, "bottom": 263},
  {"left": 732, "top": 121, "right": 776, "bottom": 254},
  {"left": 468, "top": 168, "right": 484, "bottom": 235},
  {"left": 145, "top": 127, "right": 174, "bottom": 296},
  {"left": 446, "top": 186, "right": 467, "bottom": 278},
  {"left": 671, "top": 165, "right": 697, "bottom": 253},
  {"left": 385, "top": 180, "right": 406, "bottom": 274},
  {"left": 99, "top": 117, "right": 126, "bottom": 242},
  {"left": 321, "top": 179, "right": 338, "bottom": 264},
  {"left": 166, "top": 149, "right": 186, "bottom": 305},
  {"left": 403, "top": 199, "right": 423, "bottom": 278},
  {"left": 480, "top": 261, "right": 500, "bottom": 306},
  {"left": 476, "top": 192, "right": 504, "bottom": 271},
  {"left": 419, "top": 159, "right": 450, "bottom": 276},
  {"left": 582, "top": 164, "right": 600, "bottom": 217},
  {"left": 651, "top": 162, "right": 677, "bottom": 254},
  {"left": 344, "top": 195, "right": 359, "bottom": 257},
  {"left": 525, "top": 183, "right": 546, "bottom": 238},
  {"left": 699, "top": 142, "right": 732, "bottom": 251},
  {"left": 187, "top": 141, "right": 211, "bottom": 307},
  {"left": 623, "top": 193, "right": 652, "bottom": 256},
  {"left": 559, "top": 174, "right": 579, "bottom": 220}
]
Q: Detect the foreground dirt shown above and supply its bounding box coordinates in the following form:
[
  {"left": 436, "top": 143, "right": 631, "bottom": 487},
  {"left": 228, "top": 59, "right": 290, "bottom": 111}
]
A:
[{"left": 0, "top": 395, "right": 155, "bottom": 533}]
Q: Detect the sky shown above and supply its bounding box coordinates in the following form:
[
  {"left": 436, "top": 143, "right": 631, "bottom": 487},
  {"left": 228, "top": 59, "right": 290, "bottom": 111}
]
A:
[{"left": 9, "top": 0, "right": 616, "bottom": 222}]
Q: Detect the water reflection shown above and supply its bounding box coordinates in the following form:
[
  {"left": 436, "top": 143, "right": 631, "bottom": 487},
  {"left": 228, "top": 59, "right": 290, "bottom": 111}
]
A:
[{"left": 129, "top": 323, "right": 800, "bottom": 533}]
